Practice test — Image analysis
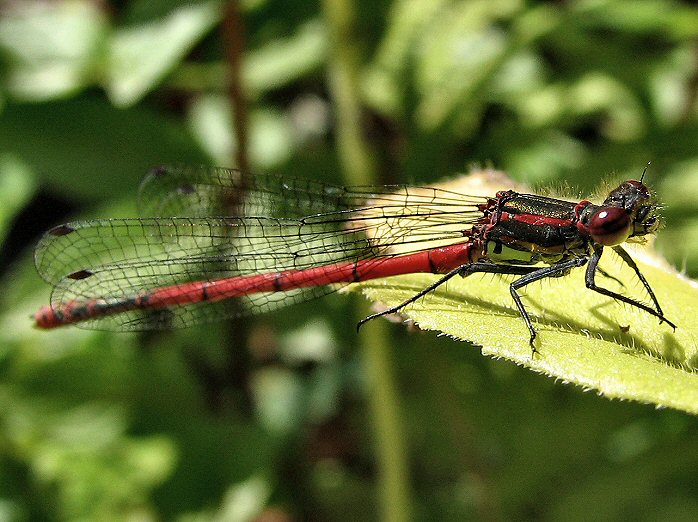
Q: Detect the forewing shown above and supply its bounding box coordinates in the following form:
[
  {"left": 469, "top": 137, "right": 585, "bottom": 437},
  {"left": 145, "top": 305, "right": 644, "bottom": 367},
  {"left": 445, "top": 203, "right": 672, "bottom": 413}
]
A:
[{"left": 35, "top": 166, "right": 488, "bottom": 330}]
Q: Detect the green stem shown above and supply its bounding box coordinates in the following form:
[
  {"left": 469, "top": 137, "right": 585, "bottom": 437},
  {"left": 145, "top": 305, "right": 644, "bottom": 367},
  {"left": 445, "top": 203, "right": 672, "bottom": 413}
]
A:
[
  {"left": 321, "top": 0, "right": 375, "bottom": 186},
  {"left": 359, "top": 317, "right": 412, "bottom": 522},
  {"left": 321, "top": 1, "right": 412, "bottom": 520}
]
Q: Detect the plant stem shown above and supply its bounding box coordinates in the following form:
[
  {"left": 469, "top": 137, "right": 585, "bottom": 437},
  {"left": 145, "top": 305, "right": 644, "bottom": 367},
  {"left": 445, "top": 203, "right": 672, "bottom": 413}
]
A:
[
  {"left": 222, "top": 0, "right": 250, "bottom": 174},
  {"left": 359, "top": 317, "right": 412, "bottom": 522},
  {"left": 321, "top": 0, "right": 375, "bottom": 186},
  {"left": 321, "top": 1, "right": 412, "bottom": 520}
]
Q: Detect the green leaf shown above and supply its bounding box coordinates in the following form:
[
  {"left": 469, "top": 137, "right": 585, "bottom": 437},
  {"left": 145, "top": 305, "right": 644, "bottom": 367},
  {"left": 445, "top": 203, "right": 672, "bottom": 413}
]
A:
[
  {"left": 0, "top": 155, "right": 36, "bottom": 244},
  {"left": 352, "top": 172, "right": 698, "bottom": 414},
  {"left": 0, "top": 1, "right": 106, "bottom": 101},
  {"left": 106, "top": 1, "right": 222, "bottom": 106},
  {"left": 0, "top": 98, "right": 208, "bottom": 200},
  {"left": 244, "top": 20, "right": 327, "bottom": 95}
]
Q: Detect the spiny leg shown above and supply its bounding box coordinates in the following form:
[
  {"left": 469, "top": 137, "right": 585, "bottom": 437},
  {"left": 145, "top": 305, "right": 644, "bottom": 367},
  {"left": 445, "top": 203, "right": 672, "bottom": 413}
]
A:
[
  {"left": 509, "top": 257, "right": 589, "bottom": 352},
  {"left": 596, "top": 266, "right": 625, "bottom": 287},
  {"left": 586, "top": 246, "right": 676, "bottom": 330},
  {"left": 356, "top": 263, "right": 541, "bottom": 330},
  {"left": 611, "top": 245, "right": 669, "bottom": 324}
]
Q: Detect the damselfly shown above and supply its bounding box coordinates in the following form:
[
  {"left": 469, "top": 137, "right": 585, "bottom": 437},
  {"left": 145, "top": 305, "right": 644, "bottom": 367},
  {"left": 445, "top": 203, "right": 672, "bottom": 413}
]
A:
[{"left": 34, "top": 165, "right": 675, "bottom": 347}]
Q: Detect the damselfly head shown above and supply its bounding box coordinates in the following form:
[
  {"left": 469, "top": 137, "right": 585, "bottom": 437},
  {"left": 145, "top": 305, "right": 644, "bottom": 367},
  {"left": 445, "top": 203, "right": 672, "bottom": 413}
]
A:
[
  {"left": 607, "top": 179, "right": 661, "bottom": 239},
  {"left": 586, "top": 179, "right": 660, "bottom": 246}
]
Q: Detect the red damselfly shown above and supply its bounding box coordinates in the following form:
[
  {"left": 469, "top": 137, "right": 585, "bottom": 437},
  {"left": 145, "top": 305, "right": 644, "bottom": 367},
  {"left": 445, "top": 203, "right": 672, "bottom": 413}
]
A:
[{"left": 34, "top": 165, "right": 675, "bottom": 348}]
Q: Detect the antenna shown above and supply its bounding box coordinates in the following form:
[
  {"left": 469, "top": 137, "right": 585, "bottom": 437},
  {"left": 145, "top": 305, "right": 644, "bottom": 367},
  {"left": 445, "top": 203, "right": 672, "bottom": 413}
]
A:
[{"left": 641, "top": 162, "right": 650, "bottom": 183}]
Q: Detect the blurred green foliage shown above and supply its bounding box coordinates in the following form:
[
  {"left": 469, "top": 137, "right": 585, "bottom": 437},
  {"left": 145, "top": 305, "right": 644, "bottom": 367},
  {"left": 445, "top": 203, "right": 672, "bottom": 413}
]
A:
[{"left": 2, "top": 0, "right": 698, "bottom": 520}]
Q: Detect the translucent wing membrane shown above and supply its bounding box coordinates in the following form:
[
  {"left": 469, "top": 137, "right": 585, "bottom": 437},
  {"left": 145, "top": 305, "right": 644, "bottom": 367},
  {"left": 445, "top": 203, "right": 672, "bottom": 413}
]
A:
[
  {"left": 35, "top": 166, "right": 488, "bottom": 331},
  {"left": 138, "top": 165, "right": 363, "bottom": 218}
]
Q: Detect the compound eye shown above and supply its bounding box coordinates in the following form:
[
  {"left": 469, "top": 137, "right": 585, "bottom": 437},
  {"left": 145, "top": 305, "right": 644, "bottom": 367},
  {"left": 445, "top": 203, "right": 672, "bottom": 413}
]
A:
[{"left": 589, "top": 207, "right": 632, "bottom": 246}]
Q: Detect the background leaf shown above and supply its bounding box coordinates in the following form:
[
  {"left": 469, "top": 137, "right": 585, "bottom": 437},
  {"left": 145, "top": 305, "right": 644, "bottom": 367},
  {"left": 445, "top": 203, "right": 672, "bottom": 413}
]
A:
[{"left": 106, "top": 1, "right": 223, "bottom": 106}]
